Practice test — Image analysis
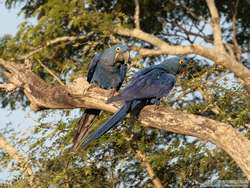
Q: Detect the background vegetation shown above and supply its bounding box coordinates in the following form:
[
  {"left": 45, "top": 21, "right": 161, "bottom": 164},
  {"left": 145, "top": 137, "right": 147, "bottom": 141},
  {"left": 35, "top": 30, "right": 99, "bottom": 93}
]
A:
[{"left": 0, "top": 0, "right": 249, "bottom": 187}]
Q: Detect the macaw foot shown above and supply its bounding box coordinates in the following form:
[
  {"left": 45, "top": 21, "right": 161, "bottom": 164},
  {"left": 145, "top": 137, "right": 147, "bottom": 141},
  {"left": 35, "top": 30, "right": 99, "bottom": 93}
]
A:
[
  {"left": 150, "top": 98, "right": 161, "bottom": 112},
  {"left": 105, "top": 89, "right": 117, "bottom": 104},
  {"left": 150, "top": 98, "right": 161, "bottom": 105},
  {"left": 83, "top": 84, "right": 96, "bottom": 95}
]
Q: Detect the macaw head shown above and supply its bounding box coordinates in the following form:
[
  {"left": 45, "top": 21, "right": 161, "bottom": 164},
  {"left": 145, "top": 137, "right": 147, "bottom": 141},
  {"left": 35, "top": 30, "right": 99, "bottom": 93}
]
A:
[
  {"left": 102, "top": 44, "right": 130, "bottom": 65},
  {"left": 162, "top": 56, "right": 190, "bottom": 75}
]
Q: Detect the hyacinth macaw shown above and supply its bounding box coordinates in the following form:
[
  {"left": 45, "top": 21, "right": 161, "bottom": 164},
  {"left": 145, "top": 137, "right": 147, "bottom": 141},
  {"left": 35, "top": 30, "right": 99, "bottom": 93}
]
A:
[
  {"left": 80, "top": 56, "right": 189, "bottom": 149},
  {"left": 72, "top": 44, "right": 130, "bottom": 150}
]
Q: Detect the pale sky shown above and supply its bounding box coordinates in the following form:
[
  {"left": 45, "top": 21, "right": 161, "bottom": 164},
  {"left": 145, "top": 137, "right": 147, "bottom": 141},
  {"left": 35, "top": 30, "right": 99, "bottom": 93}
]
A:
[
  {"left": 0, "top": 2, "right": 38, "bottom": 181},
  {"left": 0, "top": 2, "right": 24, "bottom": 37}
]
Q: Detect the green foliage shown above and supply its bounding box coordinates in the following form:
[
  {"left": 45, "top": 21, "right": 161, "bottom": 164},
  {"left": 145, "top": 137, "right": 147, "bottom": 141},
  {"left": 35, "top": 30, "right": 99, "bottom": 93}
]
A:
[{"left": 0, "top": 0, "right": 249, "bottom": 187}]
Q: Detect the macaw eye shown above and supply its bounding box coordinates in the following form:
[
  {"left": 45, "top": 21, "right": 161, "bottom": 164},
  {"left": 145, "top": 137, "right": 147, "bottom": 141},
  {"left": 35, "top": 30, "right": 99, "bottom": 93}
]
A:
[
  {"left": 115, "top": 47, "right": 121, "bottom": 52},
  {"left": 179, "top": 59, "right": 184, "bottom": 64}
]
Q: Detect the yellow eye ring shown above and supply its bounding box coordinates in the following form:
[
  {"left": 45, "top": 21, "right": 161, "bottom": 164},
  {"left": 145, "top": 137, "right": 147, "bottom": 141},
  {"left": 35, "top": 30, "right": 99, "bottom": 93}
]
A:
[
  {"left": 115, "top": 47, "right": 121, "bottom": 52},
  {"left": 179, "top": 59, "right": 184, "bottom": 64}
]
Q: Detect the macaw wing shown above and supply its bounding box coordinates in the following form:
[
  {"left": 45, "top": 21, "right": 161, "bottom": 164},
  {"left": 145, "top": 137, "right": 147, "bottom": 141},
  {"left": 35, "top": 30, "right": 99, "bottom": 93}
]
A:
[
  {"left": 131, "top": 65, "right": 158, "bottom": 80},
  {"left": 129, "top": 64, "right": 169, "bottom": 86},
  {"left": 87, "top": 53, "right": 101, "bottom": 82},
  {"left": 116, "top": 63, "right": 128, "bottom": 90},
  {"left": 115, "top": 69, "right": 176, "bottom": 101}
]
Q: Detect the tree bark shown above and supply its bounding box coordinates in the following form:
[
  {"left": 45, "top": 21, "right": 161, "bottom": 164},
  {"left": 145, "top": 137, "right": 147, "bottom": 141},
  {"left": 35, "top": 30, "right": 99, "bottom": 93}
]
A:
[
  {"left": 0, "top": 136, "right": 34, "bottom": 187},
  {"left": 0, "top": 58, "right": 250, "bottom": 180}
]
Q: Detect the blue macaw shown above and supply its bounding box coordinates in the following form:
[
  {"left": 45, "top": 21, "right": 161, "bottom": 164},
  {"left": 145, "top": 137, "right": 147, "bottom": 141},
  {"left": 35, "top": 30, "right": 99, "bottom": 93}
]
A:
[
  {"left": 80, "top": 56, "right": 189, "bottom": 149},
  {"left": 72, "top": 44, "right": 130, "bottom": 150}
]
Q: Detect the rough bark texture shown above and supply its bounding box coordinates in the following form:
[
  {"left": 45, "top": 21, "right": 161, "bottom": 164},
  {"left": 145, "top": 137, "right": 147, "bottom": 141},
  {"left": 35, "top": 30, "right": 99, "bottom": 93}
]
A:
[
  {"left": 140, "top": 107, "right": 250, "bottom": 180},
  {"left": 0, "top": 58, "right": 250, "bottom": 180},
  {"left": 0, "top": 136, "right": 34, "bottom": 187}
]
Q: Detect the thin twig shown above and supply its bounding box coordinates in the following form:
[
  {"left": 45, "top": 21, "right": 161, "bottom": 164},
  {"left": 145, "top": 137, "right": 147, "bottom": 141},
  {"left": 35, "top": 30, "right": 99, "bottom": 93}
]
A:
[
  {"left": 174, "top": 20, "right": 213, "bottom": 44},
  {"left": 135, "top": 150, "right": 164, "bottom": 188},
  {"left": 36, "top": 59, "right": 65, "bottom": 86},
  {"left": 206, "top": 0, "right": 224, "bottom": 50},
  {"left": 231, "top": 0, "right": 241, "bottom": 61},
  {"left": 124, "top": 135, "right": 163, "bottom": 188},
  {"left": 19, "top": 32, "right": 94, "bottom": 60},
  {"left": 134, "top": 0, "right": 140, "bottom": 29},
  {"left": 173, "top": 0, "right": 205, "bottom": 22}
]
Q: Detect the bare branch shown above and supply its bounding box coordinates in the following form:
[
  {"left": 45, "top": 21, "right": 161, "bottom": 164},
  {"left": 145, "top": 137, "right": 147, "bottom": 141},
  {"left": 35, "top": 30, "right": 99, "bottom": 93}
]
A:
[
  {"left": 124, "top": 135, "right": 163, "bottom": 188},
  {"left": 170, "top": 0, "right": 205, "bottom": 22},
  {"left": 115, "top": 27, "right": 167, "bottom": 49},
  {"left": 115, "top": 27, "right": 215, "bottom": 58},
  {"left": 206, "top": 0, "right": 224, "bottom": 50},
  {"left": 110, "top": 35, "right": 122, "bottom": 44},
  {"left": 136, "top": 150, "right": 163, "bottom": 188},
  {"left": 0, "top": 59, "right": 250, "bottom": 179},
  {"left": 0, "top": 83, "right": 17, "bottom": 92},
  {"left": 245, "top": 124, "right": 250, "bottom": 130},
  {"left": 18, "top": 33, "right": 93, "bottom": 60},
  {"left": 36, "top": 59, "right": 65, "bottom": 86},
  {"left": 0, "top": 136, "right": 34, "bottom": 186},
  {"left": 114, "top": 27, "right": 250, "bottom": 89},
  {"left": 115, "top": 27, "right": 217, "bottom": 57},
  {"left": 174, "top": 21, "right": 213, "bottom": 44},
  {"left": 134, "top": 0, "right": 140, "bottom": 29},
  {"left": 231, "top": 0, "right": 241, "bottom": 61}
]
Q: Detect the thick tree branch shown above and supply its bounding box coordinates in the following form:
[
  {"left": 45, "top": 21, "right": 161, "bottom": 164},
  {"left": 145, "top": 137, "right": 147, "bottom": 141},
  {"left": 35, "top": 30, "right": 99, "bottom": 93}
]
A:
[
  {"left": 0, "top": 83, "right": 16, "bottom": 91},
  {"left": 0, "top": 136, "right": 34, "bottom": 186},
  {"left": 115, "top": 27, "right": 216, "bottom": 59},
  {"left": 0, "top": 59, "right": 250, "bottom": 180},
  {"left": 206, "top": 0, "right": 224, "bottom": 50},
  {"left": 115, "top": 27, "right": 167, "bottom": 49}
]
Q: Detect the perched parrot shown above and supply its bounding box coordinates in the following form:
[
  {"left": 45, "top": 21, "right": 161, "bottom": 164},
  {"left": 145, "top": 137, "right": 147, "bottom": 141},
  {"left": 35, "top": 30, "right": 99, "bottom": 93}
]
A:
[
  {"left": 72, "top": 44, "right": 130, "bottom": 150},
  {"left": 80, "top": 56, "right": 189, "bottom": 149}
]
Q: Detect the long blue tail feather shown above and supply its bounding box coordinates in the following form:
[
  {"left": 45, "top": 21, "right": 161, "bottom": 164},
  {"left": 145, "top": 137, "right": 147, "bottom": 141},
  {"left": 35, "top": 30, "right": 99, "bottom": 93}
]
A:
[{"left": 81, "top": 102, "right": 131, "bottom": 149}]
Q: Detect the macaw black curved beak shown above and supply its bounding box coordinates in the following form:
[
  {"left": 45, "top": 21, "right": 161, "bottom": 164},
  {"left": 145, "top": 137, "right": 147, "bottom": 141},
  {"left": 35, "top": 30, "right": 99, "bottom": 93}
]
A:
[
  {"left": 122, "top": 51, "right": 130, "bottom": 63},
  {"left": 115, "top": 51, "right": 130, "bottom": 63}
]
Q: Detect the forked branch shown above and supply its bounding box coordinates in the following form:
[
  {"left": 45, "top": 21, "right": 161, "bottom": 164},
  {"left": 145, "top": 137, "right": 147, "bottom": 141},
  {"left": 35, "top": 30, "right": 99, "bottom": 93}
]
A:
[{"left": 114, "top": 0, "right": 250, "bottom": 88}]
